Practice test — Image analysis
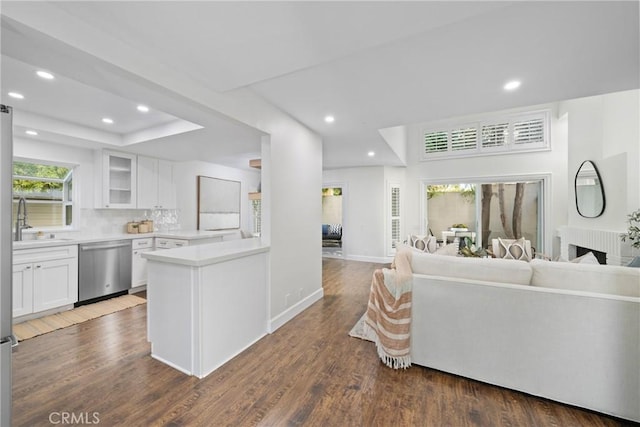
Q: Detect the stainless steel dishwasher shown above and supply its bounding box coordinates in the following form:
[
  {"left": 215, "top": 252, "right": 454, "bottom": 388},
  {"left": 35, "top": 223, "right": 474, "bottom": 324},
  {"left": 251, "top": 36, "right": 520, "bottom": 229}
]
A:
[{"left": 78, "top": 240, "right": 132, "bottom": 303}]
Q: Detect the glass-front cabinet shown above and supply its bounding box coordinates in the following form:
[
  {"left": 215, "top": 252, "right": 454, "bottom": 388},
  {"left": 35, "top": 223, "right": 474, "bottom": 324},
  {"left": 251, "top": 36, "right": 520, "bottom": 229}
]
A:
[{"left": 100, "top": 150, "right": 137, "bottom": 209}]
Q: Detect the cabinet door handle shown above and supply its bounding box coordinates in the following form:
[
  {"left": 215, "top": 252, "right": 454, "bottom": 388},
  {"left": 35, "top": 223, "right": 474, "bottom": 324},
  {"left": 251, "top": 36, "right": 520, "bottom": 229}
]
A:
[
  {"left": 25, "top": 265, "right": 32, "bottom": 270},
  {"left": 35, "top": 265, "right": 42, "bottom": 269}
]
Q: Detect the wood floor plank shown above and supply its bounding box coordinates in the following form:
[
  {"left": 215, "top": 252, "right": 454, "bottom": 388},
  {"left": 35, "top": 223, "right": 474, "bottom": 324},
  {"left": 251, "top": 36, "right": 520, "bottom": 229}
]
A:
[{"left": 11, "top": 259, "right": 634, "bottom": 426}]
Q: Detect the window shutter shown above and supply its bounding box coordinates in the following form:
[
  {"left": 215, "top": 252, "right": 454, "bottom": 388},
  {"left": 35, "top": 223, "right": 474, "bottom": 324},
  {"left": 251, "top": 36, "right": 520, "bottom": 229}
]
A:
[
  {"left": 389, "top": 184, "right": 401, "bottom": 254},
  {"left": 450, "top": 126, "right": 477, "bottom": 151},
  {"left": 421, "top": 109, "right": 549, "bottom": 160},
  {"left": 513, "top": 117, "right": 544, "bottom": 145},
  {"left": 424, "top": 131, "right": 448, "bottom": 153},
  {"left": 391, "top": 186, "right": 400, "bottom": 245},
  {"left": 481, "top": 123, "right": 508, "bottom": 148}
]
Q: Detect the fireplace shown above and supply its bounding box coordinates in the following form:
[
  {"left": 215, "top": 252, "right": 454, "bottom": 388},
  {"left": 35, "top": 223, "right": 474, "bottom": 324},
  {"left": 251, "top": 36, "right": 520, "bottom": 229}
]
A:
[
  {"left": 575, "top": 246, "right": 607, "bottom": 265},
  {"left": 558, "top": 226, "right": 633, "bottom": 266}
]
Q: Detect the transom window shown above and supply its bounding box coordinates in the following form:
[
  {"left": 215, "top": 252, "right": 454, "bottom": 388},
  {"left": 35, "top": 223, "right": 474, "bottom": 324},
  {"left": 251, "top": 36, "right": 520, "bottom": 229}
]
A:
[
  {"left": 422, "top": 110, "right": 549, "bottom": 160},
  {"left": 13, "top": 160, "right": 74, "bottom": 229}
]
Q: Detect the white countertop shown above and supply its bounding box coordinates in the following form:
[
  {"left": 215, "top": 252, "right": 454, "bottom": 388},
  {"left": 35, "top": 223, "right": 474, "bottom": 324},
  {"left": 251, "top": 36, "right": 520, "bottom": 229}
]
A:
[
  {"left": 142, "top": 238, "right": 269, "bottom": 267},
  {"left": 12, "top": 229, "right": 238, "bottom": 250},
  {"left": 155, "top": 230, "right": 237, "bottom": 240}
]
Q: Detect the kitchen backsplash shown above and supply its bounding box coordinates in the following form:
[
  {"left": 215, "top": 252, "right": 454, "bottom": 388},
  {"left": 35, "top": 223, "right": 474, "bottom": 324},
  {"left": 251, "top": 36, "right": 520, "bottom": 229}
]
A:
[{"left": 80, "top": 208, "right": 181, "bottom": 234}]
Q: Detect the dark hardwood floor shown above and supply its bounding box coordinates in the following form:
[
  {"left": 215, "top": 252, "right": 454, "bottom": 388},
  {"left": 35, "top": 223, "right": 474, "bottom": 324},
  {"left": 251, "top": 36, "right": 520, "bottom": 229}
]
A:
[{"left": 12, "top": 258, "right": 634, "bottom": 426}]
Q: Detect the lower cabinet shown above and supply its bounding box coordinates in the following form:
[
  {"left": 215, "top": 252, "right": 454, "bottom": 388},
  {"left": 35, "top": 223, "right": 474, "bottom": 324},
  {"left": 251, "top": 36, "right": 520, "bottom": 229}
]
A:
[
  {"left": 13, "top": 245, "right": 78, "bottom": 318},
  {"left": 132, "top": 238, "right": 153, "bottom": 288},
  {"left": 12, "top": 263, "right": 34, "bottom": 317}
]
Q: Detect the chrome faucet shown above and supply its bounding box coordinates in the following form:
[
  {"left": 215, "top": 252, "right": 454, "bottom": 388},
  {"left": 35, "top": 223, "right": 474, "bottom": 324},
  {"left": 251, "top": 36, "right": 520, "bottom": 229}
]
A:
[{"left": 14, "top": 197, "right": 32, "bottom": 241}]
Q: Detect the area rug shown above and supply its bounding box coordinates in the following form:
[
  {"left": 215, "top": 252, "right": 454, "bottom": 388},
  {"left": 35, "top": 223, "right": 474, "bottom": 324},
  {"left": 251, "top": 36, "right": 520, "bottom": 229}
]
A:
[
  {"left": 348, "top": 313, "right": 375, "bottom": 342},
  {"left": 13, "top": 294, "right": 146, "bottom": 341}
]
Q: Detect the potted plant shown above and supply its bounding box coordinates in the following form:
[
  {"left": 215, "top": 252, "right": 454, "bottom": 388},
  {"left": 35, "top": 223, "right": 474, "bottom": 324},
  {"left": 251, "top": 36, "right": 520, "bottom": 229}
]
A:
[{"left": 621, "top": 209, "right": 640, "bottom": 266}]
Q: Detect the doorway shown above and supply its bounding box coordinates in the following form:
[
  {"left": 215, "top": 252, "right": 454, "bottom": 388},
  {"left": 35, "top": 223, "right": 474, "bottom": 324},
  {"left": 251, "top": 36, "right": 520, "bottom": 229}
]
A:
[{"left": 322, "top": 186, "right": 344, "bottom": 258}]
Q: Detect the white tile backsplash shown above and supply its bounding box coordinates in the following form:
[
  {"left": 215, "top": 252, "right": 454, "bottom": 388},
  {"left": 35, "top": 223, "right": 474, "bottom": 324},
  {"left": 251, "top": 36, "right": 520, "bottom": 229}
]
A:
[{"left": 80, "top": 208, "right": 181, "bottom": 235}]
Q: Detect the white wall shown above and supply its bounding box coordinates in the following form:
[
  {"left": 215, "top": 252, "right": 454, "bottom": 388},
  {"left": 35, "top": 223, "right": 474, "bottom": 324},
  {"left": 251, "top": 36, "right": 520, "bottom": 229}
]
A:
[
  {"left": 323, "top": 167, "right": 387, "bottom": 262},
  {"left": 172, "top": 160, "right": 259, "bottom": 232},
  {"left": 260, "top": 116, "right": 323, "bottom": 330},
  {"left": 559, "top": 89, "right": 640, "bottom": 232}
]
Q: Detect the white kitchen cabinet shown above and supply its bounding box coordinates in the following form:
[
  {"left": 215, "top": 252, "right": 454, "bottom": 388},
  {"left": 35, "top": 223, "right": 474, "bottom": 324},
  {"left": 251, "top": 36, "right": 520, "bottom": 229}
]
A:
[
  {"left": 158, "top": 159, "right": 176, "bottom": 209},
  {"left": 33, "top": 258, "right": 78, "bottom": 312},
  {"left": 154, "top": 238, "right": 189, "bottom": 249},
  {"left": 13, "top": 245, "right": 78, "bottom": 318},
  {"left": 137, "top": 156, "right": 176, "bottom": 210},
  {"left": 96, "top": 150, "right": 138, "bottom": 209},
  {"left": 132, "top": 238, "right": 153, "bottom": 288},
  {"left": 12, "top": 263, "right": 34, "bottom": 317}
]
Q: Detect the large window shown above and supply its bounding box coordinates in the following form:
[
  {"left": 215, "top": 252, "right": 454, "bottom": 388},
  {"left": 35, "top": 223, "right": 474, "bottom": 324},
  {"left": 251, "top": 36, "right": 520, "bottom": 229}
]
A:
[
  {"left": 424, "top": 178, "right": 545, "bottom": 253},
  {"left": 12, "top": 160, "right": 74, "bottom": 229}
]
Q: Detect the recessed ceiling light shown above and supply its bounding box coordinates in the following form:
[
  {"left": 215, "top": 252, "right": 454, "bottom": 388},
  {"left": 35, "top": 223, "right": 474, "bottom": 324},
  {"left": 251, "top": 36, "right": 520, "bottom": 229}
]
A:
[
  {"left": 25, "top": 130, "right": 38, "bottom": 136},
  {"left": 36, "top": 70, "right": 55, "bottom": 80},
  {"left": 324, "top": 115, "right": 335, "bottom": 123},
  {"left": 8, "top": 92, "right": 24, "bottom": 99},
  {"left": 137, "top": 105, "right": 149, "bottom": 113},
  {"left": 504, "top": 80, "right": 521, "bottom": 91},
  {"left": 102, "top": 117, "right": 114, "bottom": 124},
  {"left": 367, "top": 151, "right": 375, "bottom": 157}
]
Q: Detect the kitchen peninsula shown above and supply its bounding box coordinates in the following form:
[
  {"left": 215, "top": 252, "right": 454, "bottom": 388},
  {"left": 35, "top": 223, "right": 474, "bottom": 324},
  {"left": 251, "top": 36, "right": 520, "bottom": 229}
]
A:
[{"left": 142, "top": 238, "right": 269, "bottom": 378}]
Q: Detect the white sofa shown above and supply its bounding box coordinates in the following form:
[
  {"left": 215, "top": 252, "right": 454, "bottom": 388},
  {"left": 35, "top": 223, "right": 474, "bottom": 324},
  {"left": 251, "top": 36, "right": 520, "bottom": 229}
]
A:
[{"left": 409, "top": 252, "right": 640, "bottom": 423}]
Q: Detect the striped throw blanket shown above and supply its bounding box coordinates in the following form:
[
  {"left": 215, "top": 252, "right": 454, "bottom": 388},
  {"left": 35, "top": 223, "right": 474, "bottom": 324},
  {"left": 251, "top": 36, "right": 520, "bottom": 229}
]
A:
[{"left": 364, "top": 249, "right": 413, "bottom": 369}]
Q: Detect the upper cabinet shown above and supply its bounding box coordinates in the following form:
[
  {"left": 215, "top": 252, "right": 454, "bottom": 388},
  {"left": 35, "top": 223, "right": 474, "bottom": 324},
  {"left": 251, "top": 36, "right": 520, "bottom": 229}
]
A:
[
  {"left": 95, "top": 151, "right": 175, "bottom": 210},
  {"left": 96, "top": 150, "right": 138, "bottom": 209},
  {"left": 137, "top": 156, "right": 176, "bottom": 210}
]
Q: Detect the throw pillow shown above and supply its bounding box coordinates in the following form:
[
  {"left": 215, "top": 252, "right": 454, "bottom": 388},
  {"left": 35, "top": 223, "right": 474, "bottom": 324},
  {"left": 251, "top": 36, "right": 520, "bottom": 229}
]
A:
[
  {"left": 495, "top": 237, "right": 532, "bottom": 261},
  {"left": 435, "top": 242, "right": 459, "bottom": 256},
  {"left": 627, "top": 256, "right": 640, "bottom": 268},
  {"left": 407, "top": 234, "right": 437, "bottom": 253},
  {"left": 570, "top": 252, "right": 600, "bottom": 264}
]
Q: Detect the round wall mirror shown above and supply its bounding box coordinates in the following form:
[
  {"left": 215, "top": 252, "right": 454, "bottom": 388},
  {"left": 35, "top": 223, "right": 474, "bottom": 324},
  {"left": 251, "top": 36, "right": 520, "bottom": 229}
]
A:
[{"left": 575, "top": 160, "right": 605, "bottom": 218}]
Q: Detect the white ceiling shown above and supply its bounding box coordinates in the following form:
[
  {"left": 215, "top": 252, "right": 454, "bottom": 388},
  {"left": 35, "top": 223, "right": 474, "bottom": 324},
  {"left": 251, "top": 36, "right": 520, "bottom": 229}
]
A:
[{"left": 1, "top": 1, "right": 638, "bottom": 170}]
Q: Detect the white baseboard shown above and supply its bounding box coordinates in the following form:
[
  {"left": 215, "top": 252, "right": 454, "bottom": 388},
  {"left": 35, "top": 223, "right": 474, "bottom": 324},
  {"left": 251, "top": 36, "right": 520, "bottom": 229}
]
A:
[
  {"left": 150, "top": 353, "right": 193, "bottom": 376},
  {"left": 268, "top": 287, "right": 324, "bottom": 333},
  {"left": 344, "top": 254, "right": 393, "bottom": 264}
]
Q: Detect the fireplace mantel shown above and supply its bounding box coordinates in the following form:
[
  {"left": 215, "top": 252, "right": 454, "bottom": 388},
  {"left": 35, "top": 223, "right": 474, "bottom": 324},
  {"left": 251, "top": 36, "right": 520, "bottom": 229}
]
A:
[{"left": 558, "top": 226, "right": 634, "bottom": 266}]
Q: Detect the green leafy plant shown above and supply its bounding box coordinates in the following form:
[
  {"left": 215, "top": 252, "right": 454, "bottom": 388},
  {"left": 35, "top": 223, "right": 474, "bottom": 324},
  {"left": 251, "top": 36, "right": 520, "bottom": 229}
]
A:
[
  {"left": 426, "top": 184, "right": 475, "bottom": 202},
  {"left": 622, "top": 209, "right": 640, "bottom": 249}
]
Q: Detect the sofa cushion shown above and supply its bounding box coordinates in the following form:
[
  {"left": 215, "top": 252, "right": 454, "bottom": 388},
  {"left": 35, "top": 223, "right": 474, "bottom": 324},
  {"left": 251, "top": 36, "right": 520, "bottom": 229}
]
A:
[
  {"left": 410, "top": 252, "right": 533, "bottom": 285},
  {"left": 530, "top": 259, "right": 640, "bottom": 297},
  {"left": 435, "top": 242, "right": 459, "bottom": 256}
]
